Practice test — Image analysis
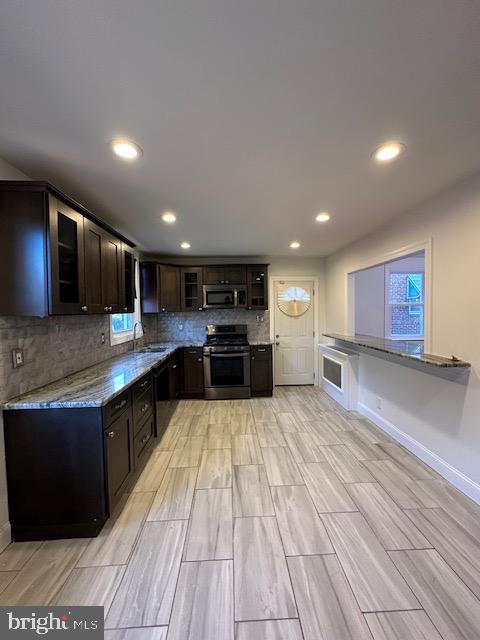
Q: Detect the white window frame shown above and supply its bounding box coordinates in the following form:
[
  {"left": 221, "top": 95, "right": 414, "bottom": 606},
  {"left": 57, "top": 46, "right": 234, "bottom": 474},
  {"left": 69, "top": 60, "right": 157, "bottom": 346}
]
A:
[
  {"left": 110, "top": 259, "right": 143, "bottom": 346},
  {"left": 384, "top": 268, "right": 425, "bottom": 341},
  {"left": 346, "top": 239, "right": 432, "bottom": 351}
]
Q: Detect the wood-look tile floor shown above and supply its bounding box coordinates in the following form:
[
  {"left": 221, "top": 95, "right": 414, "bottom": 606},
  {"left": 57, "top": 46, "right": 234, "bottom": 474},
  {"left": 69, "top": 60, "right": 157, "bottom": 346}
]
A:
[{"left": 1, "top": 386, "right": 480, "bottom": 639}]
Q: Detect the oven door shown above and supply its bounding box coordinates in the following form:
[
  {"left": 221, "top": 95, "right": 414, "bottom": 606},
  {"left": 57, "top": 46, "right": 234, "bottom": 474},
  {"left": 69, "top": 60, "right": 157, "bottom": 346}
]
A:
[{"left": 204, "top": 351, "right": 251, "bottom": 388}]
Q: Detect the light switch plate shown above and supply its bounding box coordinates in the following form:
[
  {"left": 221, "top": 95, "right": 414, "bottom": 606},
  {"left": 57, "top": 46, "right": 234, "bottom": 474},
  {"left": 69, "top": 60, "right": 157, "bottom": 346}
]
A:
[{"left": 12, "top": 348, "right": 24, "bottom": 368}]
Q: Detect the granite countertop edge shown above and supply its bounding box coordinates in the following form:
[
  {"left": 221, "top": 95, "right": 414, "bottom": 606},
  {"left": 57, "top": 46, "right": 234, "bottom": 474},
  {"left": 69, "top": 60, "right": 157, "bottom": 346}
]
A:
[
  {"left": 2, "top": 342, "right": 203, "bottom": 411},
  {"left": 322, "top": 333, "right": 471, "bottom": 368}
]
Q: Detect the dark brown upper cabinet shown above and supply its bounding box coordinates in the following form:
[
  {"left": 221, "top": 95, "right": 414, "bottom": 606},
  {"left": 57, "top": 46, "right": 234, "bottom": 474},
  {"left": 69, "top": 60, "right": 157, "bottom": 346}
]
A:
[
  {"left": 121, "top": 246, "right": 135, "bottom": 314},
  {"left": 181, "top": 266, "right": 203, "bottom": 312},
  {"left": 49, "top": 196, "right": 86, "bottom": 315},
  {"left": 84, "top": 219, "right": 104, "bottom": 314},
  {"left": 141, "top": 262, "right": 181, "bottom": 313},
  {"left": 0, "top": 181, "right": 135, "bottom": 317},
  {"left": 101, "top": 233, "right": 122, "bottom": 313},
  {"left": 203, "top": 264, "right": 246, "bottom": 285},
  {"left": 247, "top": 264, "right": 269, "bottom": 310}
]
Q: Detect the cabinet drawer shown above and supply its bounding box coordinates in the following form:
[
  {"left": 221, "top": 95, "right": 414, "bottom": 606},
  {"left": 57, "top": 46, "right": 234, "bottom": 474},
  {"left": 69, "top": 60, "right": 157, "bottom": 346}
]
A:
[
  {"left": 133, "top": 386, "right": 153, "bottom": 432},
  {"left": 105, "top": 389, "right": 131, "bottom": 425},
  {"left": 134, "top": 415, "right": 154, "bottom": 462},
  {"left": 133, "top": 373, "right": 152, "bottom": 401},
  {"left": 251, "top": 345, "right": 272, "bottom": 360},
  {"left": 183, "top": 347, "right": 202, "bottom": 358}
]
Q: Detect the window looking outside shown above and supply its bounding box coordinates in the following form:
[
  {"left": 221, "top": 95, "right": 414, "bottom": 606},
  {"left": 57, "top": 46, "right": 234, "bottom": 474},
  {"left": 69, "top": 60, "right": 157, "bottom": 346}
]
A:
[
  {"left": 352, "top": 250, "right": 425, "bottom": 341},
  {"left": 386, "top": 272, "right": 424, "bottom": 339}
]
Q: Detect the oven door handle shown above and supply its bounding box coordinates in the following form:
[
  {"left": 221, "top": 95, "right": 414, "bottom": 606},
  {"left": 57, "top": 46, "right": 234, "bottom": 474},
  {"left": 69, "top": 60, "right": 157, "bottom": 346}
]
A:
[{"left": 207, "top": 352, "right": 249, "bottom": 358}]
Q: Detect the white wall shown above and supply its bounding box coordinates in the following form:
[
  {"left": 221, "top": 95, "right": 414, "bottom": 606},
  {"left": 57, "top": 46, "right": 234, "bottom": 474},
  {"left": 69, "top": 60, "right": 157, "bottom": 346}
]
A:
[
  {"left": 325, "top": 170, "right": 480, "bottom": 500},
  {"left": 354, "top": 264, "right": 385, "bottom": 337},
  {"left": 0, "top": 158, "right": 30, "bottom": 550}
]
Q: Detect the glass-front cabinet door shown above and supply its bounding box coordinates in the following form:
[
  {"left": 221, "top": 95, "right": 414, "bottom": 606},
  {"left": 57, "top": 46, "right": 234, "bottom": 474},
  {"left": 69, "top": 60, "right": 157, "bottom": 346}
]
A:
[
  {"left": 247, "top": 264, "right": 268, "bottom": 310},
  {"left": 48, "top": 196, "right": 86, "bottom": 314},
  {"left": 181, "top": 267, "right": 203, "bottom": 311}
]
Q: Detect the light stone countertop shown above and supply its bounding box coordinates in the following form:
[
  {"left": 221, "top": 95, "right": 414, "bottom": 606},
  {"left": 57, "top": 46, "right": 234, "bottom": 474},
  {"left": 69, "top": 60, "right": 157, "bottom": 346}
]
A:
[
  {"left": 323, "top": 333, "right": 471, "bottom": 368},
  {"left": 2, "top": 343, "right": 202, "bottom": 410}
]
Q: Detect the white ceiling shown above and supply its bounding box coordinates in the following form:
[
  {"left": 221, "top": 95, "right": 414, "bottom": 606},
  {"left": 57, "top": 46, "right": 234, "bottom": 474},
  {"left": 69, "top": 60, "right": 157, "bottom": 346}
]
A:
[{"left": 0, "top": 1, "right": 479, "bottom": 256}]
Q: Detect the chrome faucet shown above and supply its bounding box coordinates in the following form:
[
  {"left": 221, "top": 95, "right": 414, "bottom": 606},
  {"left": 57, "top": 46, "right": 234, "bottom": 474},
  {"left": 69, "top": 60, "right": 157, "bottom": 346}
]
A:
[{"left": 133, "top": 321, "right": 145, "bottom": 352}]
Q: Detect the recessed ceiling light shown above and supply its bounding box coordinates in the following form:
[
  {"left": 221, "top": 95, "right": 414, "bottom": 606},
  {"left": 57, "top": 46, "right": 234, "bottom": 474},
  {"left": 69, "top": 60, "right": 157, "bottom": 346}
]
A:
[
  {"left": 161, "top": 211, "right": 177, "bottom": 223},
  {"left": 315, "top": 211, "right": 331, "bottom": 223},
  {"left": 180, "top": 241, "right": 191, "bottom": 249},
  {"left": 373, "top": 141, "right": 406, "bottom": 162},
  {"left": 290, "top": 241, "right": 301, "bottom": 249},
  {"left": 111, "top": 139, "right": 143, "bottom": 160}
]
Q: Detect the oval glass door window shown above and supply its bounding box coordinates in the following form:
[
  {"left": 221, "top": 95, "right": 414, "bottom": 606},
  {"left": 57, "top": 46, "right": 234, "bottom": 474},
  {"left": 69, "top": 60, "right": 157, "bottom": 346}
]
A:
[{"left": 277, "top": 285, "right": 311, "bottom": 317}]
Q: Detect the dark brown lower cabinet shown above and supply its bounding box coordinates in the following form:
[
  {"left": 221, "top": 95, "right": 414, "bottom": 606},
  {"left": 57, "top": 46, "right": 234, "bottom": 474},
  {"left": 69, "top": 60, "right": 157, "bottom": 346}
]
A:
[
  {"left": 105, "top": 407, "right": 134, "bottom": 511},
  {"left": 250, "top": 345, "right": 273, "bottom": 397},
  {"left": 153, "top": 352, "right": 180, "bottom": 441},
  {"left": 3, "top": 374, "right": 155, "bottom": 542},
  {"left": 183, "top": 348, "right": 204, "bottom": 397}
]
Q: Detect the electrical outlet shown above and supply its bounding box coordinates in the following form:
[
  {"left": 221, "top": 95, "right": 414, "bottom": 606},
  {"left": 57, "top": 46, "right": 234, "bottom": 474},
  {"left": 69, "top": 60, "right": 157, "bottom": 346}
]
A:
[
  {"left": 12, "top": 349, "right": 24, "bottom": 368},
  {"left": 101, "top": 332, "right": 106, "bottom": 345},
  {"left": 376, "top": 396, "right": 382, "bottom": 411}
]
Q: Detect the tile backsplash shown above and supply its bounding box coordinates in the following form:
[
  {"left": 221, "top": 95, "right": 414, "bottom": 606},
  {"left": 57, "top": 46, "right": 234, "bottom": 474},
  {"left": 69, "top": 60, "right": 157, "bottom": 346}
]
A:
[
  {"left": 0, "top": 314, "right": 147, "bottom": 403},
  {"left": 152, "top": 309, "right": 270, "bottom": 344},
  {"left": 0, "top": 309, "right": 268, "bottom": 403}
]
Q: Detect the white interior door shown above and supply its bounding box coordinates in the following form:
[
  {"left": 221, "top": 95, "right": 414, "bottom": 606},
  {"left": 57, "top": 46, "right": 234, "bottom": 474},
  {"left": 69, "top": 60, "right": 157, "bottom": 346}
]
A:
[{"left": 273, "top": 280, "right": 315, "bottom": 385}]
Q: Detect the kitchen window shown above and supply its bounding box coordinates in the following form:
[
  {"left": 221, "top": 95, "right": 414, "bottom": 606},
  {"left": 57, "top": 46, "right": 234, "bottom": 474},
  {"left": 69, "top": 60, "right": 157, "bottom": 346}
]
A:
[{"left": 110, "top": 260, "right": 142, "bottom": 345}]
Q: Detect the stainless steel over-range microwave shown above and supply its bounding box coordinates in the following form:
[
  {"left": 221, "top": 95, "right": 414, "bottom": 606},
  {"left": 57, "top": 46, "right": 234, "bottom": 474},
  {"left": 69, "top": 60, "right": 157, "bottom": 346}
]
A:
[{"left": 203, "top": 284, "right": 247, "bottom": 309}]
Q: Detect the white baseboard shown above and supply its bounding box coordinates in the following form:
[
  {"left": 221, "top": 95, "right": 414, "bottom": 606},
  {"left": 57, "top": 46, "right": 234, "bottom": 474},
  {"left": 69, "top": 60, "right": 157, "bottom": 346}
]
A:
[
  {"left": 358, "top": 402, "right": 480, "bottom": 506},
  {"left": 0, "top": 520, "right": 11, "bottom": 553}
]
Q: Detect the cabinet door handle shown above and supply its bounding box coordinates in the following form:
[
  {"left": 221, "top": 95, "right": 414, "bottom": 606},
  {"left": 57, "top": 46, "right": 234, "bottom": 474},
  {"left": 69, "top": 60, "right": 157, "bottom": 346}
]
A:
[
  {"left": 141, "top": 433, "right": 151, "bottom": 444},
  {"left": 197, "top": 358, "right": 202, "bottom": 362},
  {"left": 225, "top": 280, "right": 229, "bottom": 284},
  {"left": 141, "top": 403, "right": 150, "bottom": 413},
  {"left": 188, "top": 350, "right": 198, "bottom": 354},
  {"left": 258, "top": 348, "right": 266, "bottom": 352},
  {"left": 162, "top": 307, "right": 166, "bottom": 312},
  {"left": 171, "top": 364, "right": 177, "bottom": 369},
  {"left": 139, "top": 379, "right": 149, "bottom": 388},
  {"left": 104, "top": 306, "right": 109, "bottom": 312},
  {"left": 251, "top": 356, "right": 255, "bottom": 360},
  {"left": 123, "top": 306, "right": 128, "bottom": 312},
  {"left": 107, "top": 430, "right": 115, "bottom": 438},
  {"left": 81, "top": 305, "right": 88, "bottom": 312},
  {"left": 114, "top": 399, "right": 127, "bottom": 410}
]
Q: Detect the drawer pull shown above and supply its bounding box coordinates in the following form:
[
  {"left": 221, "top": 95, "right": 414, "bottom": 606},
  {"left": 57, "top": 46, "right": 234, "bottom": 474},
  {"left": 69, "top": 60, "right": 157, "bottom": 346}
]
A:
[
  {"left": 114, "top": 399, "right": 127, "bottom": 410},
  {"left": 141, "top": 433, "right": 151, "bottom": 444},
  {"left": 107, "top": 431, "right": 115, "bottom": 439},
  {"left": 188, "top": 350, "right": 198, "bottom": 354},
  {"left": 139, "top": 379, "right": 149, "bottom": 388},
  {"left": 141, "top": 403, "right": 150, "bottom": 413},
  {"left": 257, "top": 348, "right": 266, "bottom": 352}
]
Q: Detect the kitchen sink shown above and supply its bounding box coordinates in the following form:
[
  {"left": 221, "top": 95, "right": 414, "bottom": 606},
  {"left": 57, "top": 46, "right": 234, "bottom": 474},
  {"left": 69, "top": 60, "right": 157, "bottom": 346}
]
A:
[{"left": 138, "top": 345, "right": 168, "bottom": 353}]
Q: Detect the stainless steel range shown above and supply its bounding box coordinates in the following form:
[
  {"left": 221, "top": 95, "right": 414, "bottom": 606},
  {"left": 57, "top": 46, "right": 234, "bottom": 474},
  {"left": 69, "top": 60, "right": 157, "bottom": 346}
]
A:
[{"left": 203, "top": 324, "right": 251, "bottom": 400}]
